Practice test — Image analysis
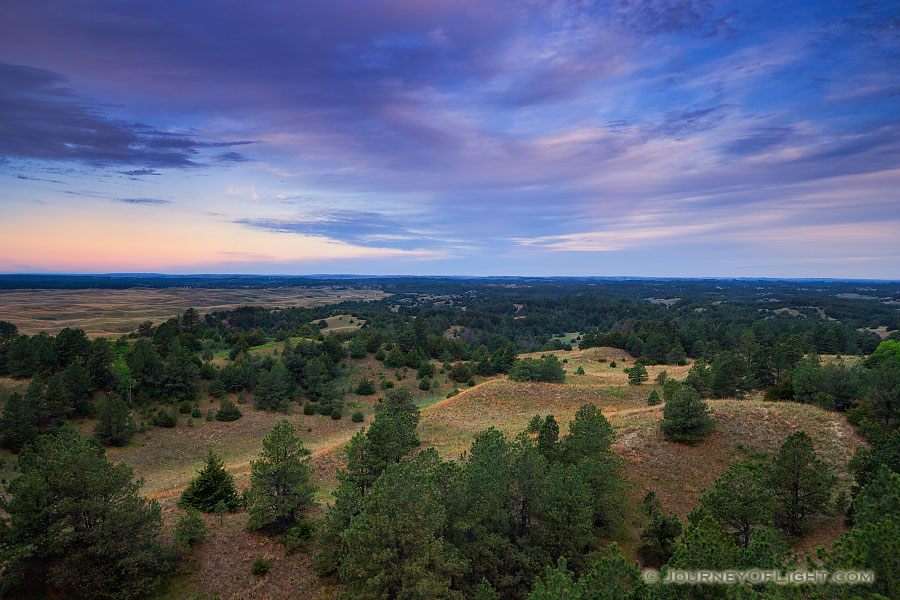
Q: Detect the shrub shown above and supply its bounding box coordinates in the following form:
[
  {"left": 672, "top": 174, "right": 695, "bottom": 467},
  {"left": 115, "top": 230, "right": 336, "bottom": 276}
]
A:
[
  {"left": 251, "top": 556, "right": 273, "bottom": 576},
  {"left": 610, "top": 360, "right": 617, "bottom": 368},
  {"left": 178, "top": 400, "right": 193, "bottom": 414},
  {"left": 330, "top": 408, "right": 342, "bottom": 420},
  {"left": 449, "top": 362, "right": 472, "bottom": 383},
  {"left": 355, "top": 378, "right": 376, "bottom": 395},
  {"left": 208, "top": 378, "right": 225, "bottom": 398},
  {"left": 205, "top": 409, "right": 215, "bottom": 421},
  {"left": 152, "top": 408, "right": 177, "bottom": 428},
  {"left": 278, "top": 518, "right": 315, "bottom": 555},
  {"left": 191, "top": 406, "right": 202, "bottom": 418},
  {"left": 179, "top": 450, "right": 240, "bottom": 512},
  {"left": 467, "top": 378, "right": 476, "bottom": 387},
  {"left": 419, "top": 377, "right": 431, "bottom": 391},
  {"left": 216, "top": 398, "right": 243, "bottom": 422},
  {"left": 374, "top": 348, "right": 386, "bottom": 361},
  {"left": 509, "top": 354, "right": 565, "bottom": 383},
  {"left": 174, "top": 509, "right": 208, "bottom": 548},
  {"left": 303, "top": 403, "right": 316, "bottom": 416},
  {"left": 647, "top": 389, "right": 661, "bottom": 406},
  {"left": 380, "top": 379, "right": 394, "bottom": 390},
  {"left": 575, "top": 366, "right": 585, "bottom": 375}
]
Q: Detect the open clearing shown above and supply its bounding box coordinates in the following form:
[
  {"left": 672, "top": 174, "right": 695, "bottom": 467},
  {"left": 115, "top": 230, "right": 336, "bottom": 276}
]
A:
[{"left": 0, "top": 287, "right": 386, "bottom": 337}]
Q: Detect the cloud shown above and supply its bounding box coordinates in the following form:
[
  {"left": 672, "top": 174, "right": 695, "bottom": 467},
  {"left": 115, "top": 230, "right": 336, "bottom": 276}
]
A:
[
  {"left": 115, "top": 197, "right": 170, "bottom": 205},
  {"left": 0, "top": 63, "right": 254, "bottom": 169},
  {"left": 119, "top": 168, "right": 160, "bottom": 176},
  {"left": 235, "top": 210, "right": 437, "bottom": 250}
]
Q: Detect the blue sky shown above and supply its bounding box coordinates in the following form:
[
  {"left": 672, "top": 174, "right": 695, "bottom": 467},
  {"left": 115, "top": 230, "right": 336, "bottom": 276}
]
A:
[{"left": 1, "top": 0, "right": 898, "bottom": 277}]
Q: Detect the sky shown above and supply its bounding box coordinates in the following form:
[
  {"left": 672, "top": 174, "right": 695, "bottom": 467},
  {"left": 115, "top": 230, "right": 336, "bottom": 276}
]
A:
[{"left": 0, "top": 0, "right": 898, "bottom": 278}]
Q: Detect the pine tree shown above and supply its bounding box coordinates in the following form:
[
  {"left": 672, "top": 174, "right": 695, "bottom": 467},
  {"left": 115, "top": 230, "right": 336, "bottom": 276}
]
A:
[
  {"left": 627, "top": 363, "right": 648, "bottom": 385},
  {"left": 0, "top": 391, "right": 38, "bottom": 452},
  {"left": 215, "top": 397, "right": 243, "bottom": 422},
  {"left": 700, "top": 460, "right": 774, "bottom": 547},
  {"left": 0, "top": 425, "right": 170, "bottom": 598},
  {"left": 254, "top": 361, "right": 293, "bottom": 411},
  {"left": 93, "top": 396, "right": 137, "bottom": 446},
  {"left": 647, "top": 389, "right": 661, "bottom": 406},
  {"left": 659, "top": 385, "right": 715, "bottom": 444},
  {"left": 769, "top": 431, "right": 835, "bottom": 534},
  {"left": 179, "top": 450, "right": 240, "bottom": 512},
  {"left": 247, "top": 420, "right": 317, "bottom": 532}
]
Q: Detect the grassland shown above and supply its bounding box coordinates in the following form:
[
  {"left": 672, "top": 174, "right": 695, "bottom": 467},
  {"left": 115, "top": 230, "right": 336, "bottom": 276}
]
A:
[{"left": 0, "top": 287, "right": 386, "bottom": 337}]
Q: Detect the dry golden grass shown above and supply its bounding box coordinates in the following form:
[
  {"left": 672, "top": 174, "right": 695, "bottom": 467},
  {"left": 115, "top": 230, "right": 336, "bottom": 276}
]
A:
[{"left": 0, "top": 287, "right": 386, "bottom": 337}]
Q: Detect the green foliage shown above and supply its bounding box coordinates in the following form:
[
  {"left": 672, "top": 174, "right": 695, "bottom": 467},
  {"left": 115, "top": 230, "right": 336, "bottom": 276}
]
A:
[
  {"left": 626, "top": 363, "right": 648, "bottom": 385},
  {"left": 637, "top": 492, "right": 683, "bottom": 567},
  {"left": 509, "top": 354, "right": 566, "bottom": 383},
  {"left": 215, "top": 398, "right": 243, "bottom": 422},
  {"left": 0, "top": 425, "right": 170, "bottom": 599},
  {"left": 419, "top": 376, "right": 432, "bottom": 390},
  {"left": 330, "top": 407, "right": 342, "bottom": 420},
  {"left": 647, "top": 389, "right": 661, "bottom": 406},
  {"left": 449, "top": 361, "right": 472, "bottom": 383},
  {"left": 769, "top": 431, "right": 835, "bottom": 534},
  {"left": 254, "top": 361, "right": 293, "bottom": 411},
  {"left": 247, "top": 420, "right": 317, "bottom": 532},
  {"left": 303, "top": 402, "right": 316, "bottom": 415},
  {"left": 352, "top": 410, "right": 364, "bottom": 423},
  {"left": 251, "top": 556, "right": 273, "bottom": 576},
  {"left": 191, "top": 405, "right": 202, "bottom": 418},
  {"left": 338, "top": 449, "right": 465, "bottom": 600},
  {"left": 700, "top": 460, "right": 774, "bottom": 547},
  {"left": 355, "top": 378, "right": 376, "bottom": 395},
  {"left": 178, "top": 399, "right": 193, "bottom": 414},
  {"left": 93, "top": 397, "right": 137, "bottom": 446},
  {"left": 0, "top": 392, "right": 38, "bottom": 452},
  {"left": 528, "top": 547, "right": 650, "bottom": 600},
  {"left": 174, "top": 509, "right": 208, "bottom": 549},
  {"left": 659, "top": 384, "right": 715, "bottom": 444},
  {"left": 151, "top": 407, "right": 177, "bottom": 428},
  {"left": 179, "top": 449, "right": 240, "bottom": 512}
]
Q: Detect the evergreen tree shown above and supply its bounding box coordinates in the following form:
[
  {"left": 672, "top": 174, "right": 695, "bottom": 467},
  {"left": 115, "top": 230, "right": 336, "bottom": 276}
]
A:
[
  {"left": 163, "top": 343, "right": 199, "bottom": 402},
  {"left": 700, "top": 460, "right": 774, "bottom": 547},
  {"left": 0, "top": 426, "right": 170, "bottom": 599},
  {"left": 339, "top": 449, "right": 465, "bottom": 600},
  {"left": 173, "top": 509, "right": 208, "bottom": 549},
  {"left": 0, "top": 392, "right": 38, "bottom": 452},
  {"left": 215, "top": 398, "right": 242, "bottom": 422},
  {"left": 179, "top": 450, "right": 240, "bottom": 512},
  {"left": 86, "top": 337, "right": 116, "bottom": 390},
  {"left": 247, "top": 420, "right": 317, "bottom": 532},
  {"left": 61, "top": 361, "right": 94, "bottom": 416},
  {"left": 93, "top": 396, "right": 137, "bottom": 446},
  {"left": 254, "top": 361, "right": 293, "bottom": 411},
  {"left": 627, "top": 363, "right": 648, "bottom": 385},
  {"left": 769, "top": 431, "right": 835, "bottom": 534},
  {"left": 647, "top": 389, "right": 661, "bottom": 406},
  {"left": 637, "top": 492, "right": 683, "bottom": 567},
  {"left": 660, "top": 385, "right": 715, "bottom": 444}
]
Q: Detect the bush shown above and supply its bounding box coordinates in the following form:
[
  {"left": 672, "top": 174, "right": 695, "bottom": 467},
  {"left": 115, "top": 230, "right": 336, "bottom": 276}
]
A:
[
  {"left": 174, "top": 509, "right": 208, "bottom": 548},
  {"left": 380, "top": 379, "right": 394, "bottom": 390},
  {"left": 467, "top": 378, "right": 476, "bottom": 387},
  {"left": 151, "top": 408, "right": 177, "bottom": 428},
  {"left": 303, "top": 403, "right": 316, "bottom": 416},
  {"left": 351, "top": 411, "right": 364, "bottom": 423},
  {"left": 208, "top": 378, "right": 225, "bottom": 398},
  {"left": 355, "top": 378, "right": 376, "bottom": 395},
  {"left": 374, "top": 348, "right": 386, "bottom": 361},
  {"left": 418, "top": 377, "right": 431, "bottom": 391},
  {"left": 216, "top": 399, "right": 243, "bottom": 422},
  {"left": 449, "top": 362, "right": 472, "bottom": 383},
  {"left": 191, "top": 406, "right": 202, "bottom": 418},
  {"left": 205, "top": 409, "right": 215, "bottom": 421},
  {"left": 278, "top": 518, "right": 315, "bottom": 555},
  {"left": 179, "top": 450, "right": 240, "bottom": 512},
  {"left": 610, "top": 361, "right": 617, "bottom": 368},
  {"left": 330, "top": 408, "right": 342, "bottom": 420},
  {"left": 178, "top": 400, "right": 193, "bottom": 414},
  {"left": 251, "top": 556, "right": 272, "bottom": 576},
  {"left": 509, "top": 354, "right": 565, "bottom": 383}
]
